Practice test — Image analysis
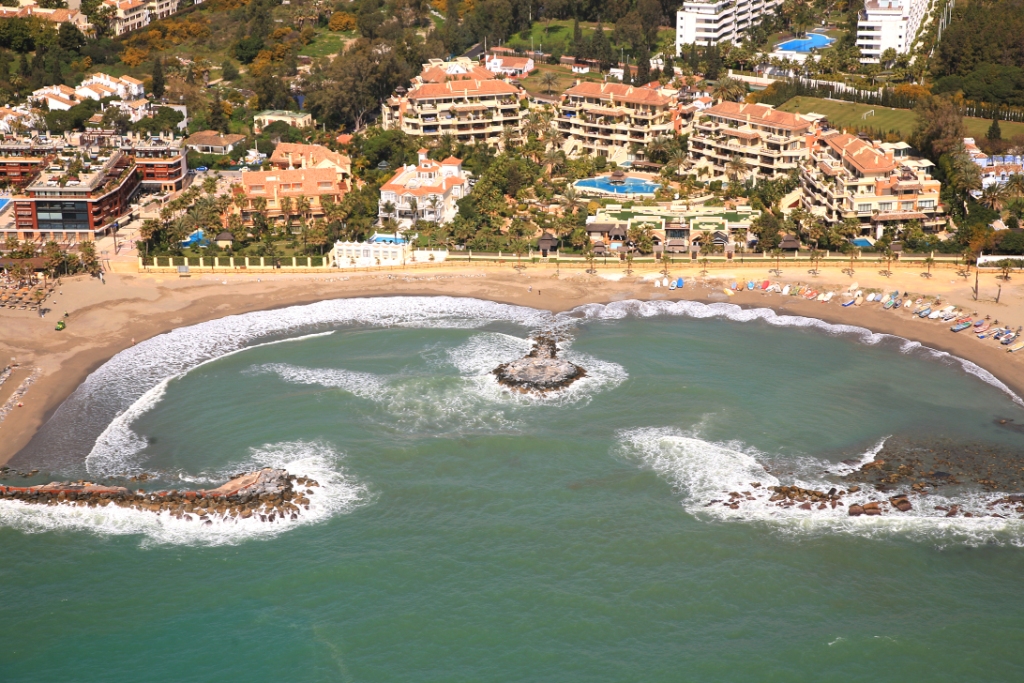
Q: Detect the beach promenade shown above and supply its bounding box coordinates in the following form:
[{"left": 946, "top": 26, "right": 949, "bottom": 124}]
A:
[{"left": 1, "top": 261, "right": 1022, "bottom": 464}]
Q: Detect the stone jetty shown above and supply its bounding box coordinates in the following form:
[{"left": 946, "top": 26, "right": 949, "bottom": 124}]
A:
[
  {"left": 0, "top": 468, "right": 319, "bottom": 524},
  {"left": 493, "top": 335, "right": 586, "bottom": 393}
]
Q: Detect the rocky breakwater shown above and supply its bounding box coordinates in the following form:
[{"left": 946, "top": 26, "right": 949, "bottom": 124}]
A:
[
  {"left": 493, "top": 335, "right": 585, "bottom": 393},
  {"left": 0, "top": 468, "right": 320, "bottom": 525}
]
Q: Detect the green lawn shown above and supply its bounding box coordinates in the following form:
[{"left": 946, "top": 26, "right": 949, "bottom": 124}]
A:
[
  {"left": 299, "top": 31, "right": 352, "bottom": 58},
  {"left": 778, "top": 95, "right": 1024, "bottom": 140},
  {"left": 519, "top": 63, "right": 604, "bottom": 100}
]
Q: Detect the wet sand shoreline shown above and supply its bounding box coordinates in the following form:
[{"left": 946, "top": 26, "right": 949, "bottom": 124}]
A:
[{"left": 2, "top": 263, "right": 1023, "bottom": 466}]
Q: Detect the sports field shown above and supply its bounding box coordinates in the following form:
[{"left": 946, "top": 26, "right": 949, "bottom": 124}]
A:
[{"left": 778, "top": 96, "right": 1024, "bottom": 140}]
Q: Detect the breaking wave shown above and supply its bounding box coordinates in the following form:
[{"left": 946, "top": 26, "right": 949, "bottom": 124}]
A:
[
  {"left": 0, "top": 441, "right": 368, "bottom": 548},
  {"left": 619, "top": 427, "right": 1024, "bottom": 547}
]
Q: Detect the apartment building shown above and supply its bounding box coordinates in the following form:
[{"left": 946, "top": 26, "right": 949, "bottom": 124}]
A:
[
  {"left": 8, "top": 148, "right": 141, "bottom": 242},
  {"left": 800, "top": 131, "right": 944, "bottom": 235},
  {"left": 268, "top": 143, "right": 351, "bottom": 188},
  {"left": 32, "top": 72, "right": 147, "bottom": 112},
  {"left": 856, "top": 0, "right": 929, "bottom": 63},
  {"left": 236, "top": 167, "right": 350, "bottom": 226},
  {"left": 675, "top": 0, "right": 784, "bottom": 49},
  {"left": 0, "top": 137, "right": 62, "bottom": 190},
  {"left": 102, "top": 0, "right": 150, "bottom": 35},
  {"left": 555, "top": 81, "right": 679, "bottom": 163},
  {"left": 147, "top": 0, "right": 180, "bottom": 20},
  {"left": 378, "top": 150, "right": 469, "bottom": 229},
  {"left": 0, "top": 5, "right": 93, "bottom": 34},
  {"left": 78, "top": 73, "right": 146, "bottom": 101},
  {"left": 689, "top": 102, "right": 814, "bottom": 178},
  {"left": 125, "top": 135, "right": 188, "bottom": 193},
  {"left": 381, "top": 59, "right": 526, "bottom": 148}
]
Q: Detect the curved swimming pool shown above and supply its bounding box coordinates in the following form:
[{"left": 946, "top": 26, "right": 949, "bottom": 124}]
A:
[
  {"left": 777, "top": 33, "right": 834, "bottom": 52},
  {"left": 575, "top": 176, "right": 661, "bottom": 195}
]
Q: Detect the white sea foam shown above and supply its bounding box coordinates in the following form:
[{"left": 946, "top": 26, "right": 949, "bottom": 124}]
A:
[
  {"left": 0, "top": 441, "right": 368, "bottom": 547},
  {"left": 566, "top": 299, "right": 1024, "bottom": 407},
  {"left": 619, "top": 426, "right": 1024, "bottom": 547},
  {"left": 446, "top": 333, "right": 629, "bottom": 407},
  {"left": 57, "top": 298, "right": 550, "bottom": 476},
  {"left": 248, "top": 363, "right": 387, "bottom": 399}
]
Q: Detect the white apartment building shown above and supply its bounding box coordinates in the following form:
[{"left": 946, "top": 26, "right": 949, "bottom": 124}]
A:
[
  {"left": 147, "top": 0, "right": 180, "bottom": 20},
  {"left": 102, "top": 0, "right": 150, "bottom": 36},
  {"left": 856, "top": 0, "right": 929, "bottom": 63},
  {"left": 78, "top": 73, "right": 146, "bottom": 101},
  {"left": 675, "top": 0, "right": 783, "bottom": 49},
  {"left": 378, "top": 150, "right": 470, "bottom": 229}
]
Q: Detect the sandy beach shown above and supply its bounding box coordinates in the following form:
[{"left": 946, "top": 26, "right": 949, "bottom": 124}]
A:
[{"left": 2, "top": 260, "right": 1023, "bottom": 465}]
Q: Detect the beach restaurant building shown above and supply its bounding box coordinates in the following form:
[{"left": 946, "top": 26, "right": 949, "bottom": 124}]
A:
[
  {"left": 7, "top": 147, "right": 141, "bottom": 242},
  {"left": 330, "top": 237, "right": 448, "bottom": 268},
  {"left": 800, "top": 131, "right": 945, "bottom": 235}
]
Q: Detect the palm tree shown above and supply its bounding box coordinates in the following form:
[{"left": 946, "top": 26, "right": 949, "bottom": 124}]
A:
[
  {"left": 712, "top": 77, "right": 747, "bottom": 103},
  {"left": 725, "top": 154, "right": 748, "bottom": 183},
  {"left": 1004, "top": 173, "right": 1024, "bottom": 199},
  {"left": 978, "top": 185, "right": 1007, "bottom": 212},
  {"left": 428, "top": 195, "right": 442, "bottom": 226},
  {"left": 922, "top": 255, "right": 935, "bottom": 278},
  {"left": 539, "top": 71, "right": 559, "bottom": 95}
]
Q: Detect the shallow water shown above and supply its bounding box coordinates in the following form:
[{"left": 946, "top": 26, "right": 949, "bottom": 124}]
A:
[{"left": 2, "top": 297, "right": 1024, "bottom": 680}]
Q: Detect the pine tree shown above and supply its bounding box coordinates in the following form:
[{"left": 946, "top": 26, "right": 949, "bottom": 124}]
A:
[
  {"left": 571, "top": 18, "right": 583, "bottom": 58},
  {"left": 662, "top": 53, "right": 673, "bottom": 80},
  {"left": 208, "top": 92, "right": 227, "bottom": 132},
  {"left": 636, "top": 46, "right": 651, "bottom": 85},
  {"left": 688, "top": 43, "right": 698, "bottom": 70},
  {"left": 152, "top": 57, "right": 164, "bottom": 99},
  {"left": 621, "top": 58, "right": 632, "bottom": 85},
  {"left": 591, "top": 21, "right": 613, "bottom": 70},
  {"left": 987, "top": 115, "right": 1002, "bottom": 141}
]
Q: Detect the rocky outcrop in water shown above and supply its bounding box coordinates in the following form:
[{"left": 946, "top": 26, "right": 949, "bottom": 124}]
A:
[
  {"left": 0, "top": 468, "right": 319, "bottom": 524},
  {"left": 493, "top": 335, "right": 586, "bottom": 393}
]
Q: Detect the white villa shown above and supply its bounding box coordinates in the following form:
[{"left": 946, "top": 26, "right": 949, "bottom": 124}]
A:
[{"left": 378, "top": 150, "right": 470, "bottom": 229}]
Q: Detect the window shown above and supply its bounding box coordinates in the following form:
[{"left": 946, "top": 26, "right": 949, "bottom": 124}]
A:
[
  {"left": 901, "top": 201, "right": 914, "bottom": 211},
  {"left": 250, "top": 184, "right": 264, "bottom": 193},
  {"left": 919, "top": 199, "right": 935, "bottom": 209},
  {"left": 318, "top": 181, "right": 333, "bottom": 189},
  {"left": 879, "top": 202, "right": 893, "bottom": 212},
  {"left": 857, "top": 203, "right": 872, "bottom": 213}
]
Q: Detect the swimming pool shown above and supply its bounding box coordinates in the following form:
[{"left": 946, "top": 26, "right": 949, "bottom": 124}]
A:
[
  {"left": 575, "top": 176, "right": 661, "bottom": 195},
  {"left": 0, "top": 198, "right": 9, "bottom": 213},
  {"left": 777, "top": 33, "right": 834, "bottom": 52}
]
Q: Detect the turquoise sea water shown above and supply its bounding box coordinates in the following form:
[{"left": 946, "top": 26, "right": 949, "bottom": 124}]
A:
[{"left": 2, "top": 297, "right": 1024, "bottom": 681}]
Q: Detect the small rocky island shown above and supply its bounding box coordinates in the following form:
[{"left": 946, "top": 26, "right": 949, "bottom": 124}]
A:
[
  {"left": 493, "top": 335, "right": 586, "bottom": 393},
  {"left": 0, "top": 468, "right": 318, "bottom": 524}
]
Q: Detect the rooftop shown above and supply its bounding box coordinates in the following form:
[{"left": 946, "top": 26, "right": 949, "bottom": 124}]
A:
[{"left": 704, "top": 102, "right": 812, "bottom": 131}]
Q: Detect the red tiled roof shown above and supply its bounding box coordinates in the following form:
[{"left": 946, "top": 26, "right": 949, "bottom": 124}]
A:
[
  {"left": 408, "top": 79, "right": 520, "bottom": 99},
  {"left": 564, "top": 81, "right": 672, "bottom": 106},
  {"left": 705, "top": 102, "right": 811, "bottom": 131},
  {"left": 420, "top": 64, "right": 495, "bottom": 83},
  {"left": 242, "top": 167, "right": 346, "bottom": 197},
  {"left": 821, "top": 132, "right": 896, "bottom": 174}
]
